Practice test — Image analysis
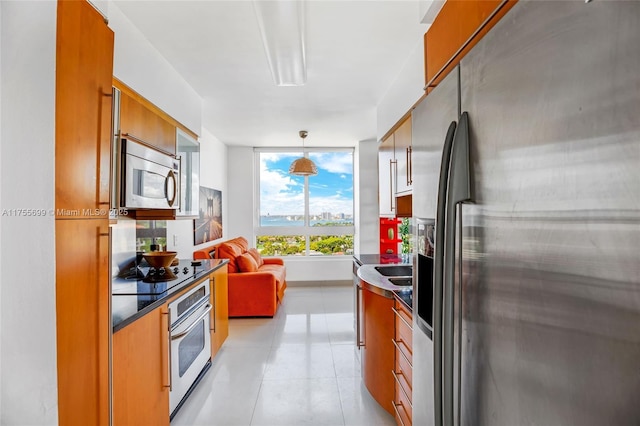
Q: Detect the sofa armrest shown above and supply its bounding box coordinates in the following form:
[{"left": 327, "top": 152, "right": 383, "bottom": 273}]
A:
[{"left": 262, "top": 257, "right": 284, "bottom": 266}]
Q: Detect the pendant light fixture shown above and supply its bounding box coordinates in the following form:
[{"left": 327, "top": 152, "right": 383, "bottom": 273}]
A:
[{"left": 289, "top": 130, "right": 318, "bottom": 176}]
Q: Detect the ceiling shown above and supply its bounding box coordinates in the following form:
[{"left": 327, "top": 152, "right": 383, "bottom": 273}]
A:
[{"left": 112, "top": 1, "right": 429, "bottom": 148}]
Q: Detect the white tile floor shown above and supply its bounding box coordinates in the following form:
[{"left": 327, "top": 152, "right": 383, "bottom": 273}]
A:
[{"left": 171, "top": 285, "right": 396, "bottom": 426}]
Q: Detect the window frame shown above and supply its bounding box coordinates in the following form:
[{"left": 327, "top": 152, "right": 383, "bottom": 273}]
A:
[{"left": 254, "top": 147, "right": 355, "bottom": 257}]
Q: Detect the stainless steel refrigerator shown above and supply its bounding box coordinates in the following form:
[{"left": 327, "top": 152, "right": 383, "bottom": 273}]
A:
[{"left": 411, "top": 1, "right": 640, "bottom": 425}]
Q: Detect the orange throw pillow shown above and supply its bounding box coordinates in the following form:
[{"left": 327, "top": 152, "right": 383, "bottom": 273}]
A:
[
  {"left": 237, "top": 252, "right": 258, "bottom": 272},
  {"left": 248, "top": 248, "right": 264, "bottom": 267}
]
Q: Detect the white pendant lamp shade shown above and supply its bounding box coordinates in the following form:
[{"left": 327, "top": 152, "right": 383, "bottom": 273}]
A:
[{"left": 289, "top": 130, "right": 317, "bottom": 176}]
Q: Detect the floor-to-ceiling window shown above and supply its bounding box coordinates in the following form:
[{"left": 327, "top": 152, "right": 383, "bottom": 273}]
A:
[{"left": 255, "top": 149, "right": 354, "bottom": 256}]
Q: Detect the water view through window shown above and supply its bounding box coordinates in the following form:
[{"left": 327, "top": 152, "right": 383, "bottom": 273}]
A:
[{"left": 257, "top": 150, "right": 354, "bottom": 256}]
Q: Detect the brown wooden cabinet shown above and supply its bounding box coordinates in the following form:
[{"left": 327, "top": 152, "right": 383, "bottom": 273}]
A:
[
  {"left": 113, "top": 304, "right": 170, "bottom": 426},
  {"left": 55, "top": 0, "right": 114, "bottom": 220},
  {"left": 424, "top": 0, "right": 518, "bottom": 89},
  {"left": 394, "top": 116, "right": 413, "bottom": 195},
  {"left": 113, "top": 266, "right": 228, "bottom": 425},
  {"left": 55, "top": 1, "right": 114, "bottom": 424},
  {"left": 55, "top": 219, "right": 111, "bottom": 426},
  {"left": 379, "top": 135, "right": 396, "bottom": 217},
  {"left": 210, "top": 265, "right": 229, "bottom": 356},
  {"left": 361, "top": 287, "right": 395, "bottom": 415},
  {"left": 392, "top": 299, "right": 413, "bottom": 426},
  {"left": 380, "top": 115, "right": 413, "bottom": 218},
  {"left": 119, "top": 90, "right": 177, "bottom": 155}
]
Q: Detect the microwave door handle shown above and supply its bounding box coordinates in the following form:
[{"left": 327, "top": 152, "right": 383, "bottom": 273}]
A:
[
  {"left": 165, "top": 170, "right": 177, "bottom": 207},
  {"left": 433, "top": 120, "right": 457, "bottom": 426}
]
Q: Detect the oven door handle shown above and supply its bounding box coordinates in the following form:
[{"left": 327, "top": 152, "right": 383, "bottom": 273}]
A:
[{"left": 171, "top": 304, "right": 212, "bottom": 340}]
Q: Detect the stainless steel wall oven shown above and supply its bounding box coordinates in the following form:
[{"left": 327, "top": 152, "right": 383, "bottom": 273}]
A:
[{"left": 168, "top": 282, "right": 212, "bottom": 417}]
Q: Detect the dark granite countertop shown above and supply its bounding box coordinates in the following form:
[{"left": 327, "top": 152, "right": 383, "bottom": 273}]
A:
[{"left": 112, "top": 259, "right": 228, "bottom": 332}]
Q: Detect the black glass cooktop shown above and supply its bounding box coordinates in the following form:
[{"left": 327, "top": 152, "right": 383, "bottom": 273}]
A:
[{"left": 112, "top": 259, "right": 210, "bottom": 296}]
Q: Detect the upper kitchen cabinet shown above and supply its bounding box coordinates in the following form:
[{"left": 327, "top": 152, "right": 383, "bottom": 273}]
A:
[
  {"left": 379, "top": 134, "right": 396, "bottom": 217},
  {"left": 112, "top": 80, "right": 200, "bottom": 220},
  {"left": 118, "top": 89, "right": 177, "bottom": 155},
  {"left": 177, "top": 128, "right": 200, "bottom": 218},
  {"left": 114, "top": 78, "right": 200, "bottom": 156},
  {"left": 55, "top": 1, "right": 113, "bottom": 424},
  {"left": 55, "top": 0, "right": 114, "bottom": 219},
  {"left": 379, "top": 115, "right": 413, "bottom": 218},
  {"left": 424, "top": 0, "right": 518, "bottom": 89},
  {"left": 394, "top": 116, "right": 412, "bottom": 195}
]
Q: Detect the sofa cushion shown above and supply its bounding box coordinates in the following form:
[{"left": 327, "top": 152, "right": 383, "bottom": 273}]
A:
[
  {"left": 217, "top": 237, "right": 249, "bottom": 273},
  {"left": 248, "top": 248, "right": 264, "bottom": 267},
  {"left": 237, "top": 252, "right": 259, "bottom": 272}
]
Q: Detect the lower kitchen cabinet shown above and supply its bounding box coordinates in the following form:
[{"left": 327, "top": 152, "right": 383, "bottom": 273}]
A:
[
  {"left": 210, "top": 265, "right": 229, "bottom": 355},
  {"left": 392, "top": 299, "right": 413, "bottom": 426},
  {"left": 361, "top": 286, "right": 395, "bottom": 415},
  {"left": 113, "top": 303, "right": 170, "bottom": 426}
]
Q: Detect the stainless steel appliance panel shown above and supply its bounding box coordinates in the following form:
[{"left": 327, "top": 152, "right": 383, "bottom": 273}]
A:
[
  {"left": 122, "top": 139, "right": 180, "bottom": 210},
  {"left": 411, "top": 66, "right": 460, "bottom": 426},
  {"left": 169, "top": 283, "right": 212, "bottom": 414},
  {"left": 412, "top": 67, "right": 460, "bottom": 221},
  {"left": 457, "top": 1, "right": 640, "bottom": 425}
]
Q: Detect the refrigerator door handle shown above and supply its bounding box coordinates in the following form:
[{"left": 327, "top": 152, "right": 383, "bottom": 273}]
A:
[
  {"left": 433, "top": 120, "right": 458, "bottom": 426},
  {"left": 443, "top": 111, "right": 472, "bottom": 426}
]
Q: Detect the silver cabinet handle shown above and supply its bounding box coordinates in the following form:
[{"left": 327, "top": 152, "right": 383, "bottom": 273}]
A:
[
  {"left": 171, "top": 304, "right": 212, "bottom": 340},
  {"left": 392, "top": 307, "right": 413, "bottom": 331},
  {"left": 392, "top": 338, "right": 413, "bottom": 369},
  {"left": 356, "top": 284, "right": 365, "bottom": 348},
  {"left": 391, "top": 370, "right": 413, "bottom": 408},
  {"left": 162, "top": 310, "right": 172, "bottom": 390},
  {"left": 212, "top": 277, "right": 217, "bottom": 332},
  {"left": 391, "top": 400, "right": 407, "bottom": 426},
  {"left": 389, "top": 159, "right": 397, "bottom": 211}
]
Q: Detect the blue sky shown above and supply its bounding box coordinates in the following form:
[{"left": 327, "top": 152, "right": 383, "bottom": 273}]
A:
[{"left": 259, "top": 151, "right": 353, "bottom": 216}]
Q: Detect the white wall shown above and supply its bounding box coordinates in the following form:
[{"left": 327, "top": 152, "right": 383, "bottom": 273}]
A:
[
  {"left": 376, "top": 39, "right": 426, "bottom": 140},
  {"left": 107, "top": 2, "right": 202, "bottom": 135},
  {"left": 355, "top": 139, "right": 380, "bottom": 255},
  {"left": 167, "top": 128, "right": 228, "bottom": 259},
  {"left": 0, "top": 2, "right": 58, "bottom": 424},
  {"left": 226, "top": 146, "right": 255, "bottom": 242}
]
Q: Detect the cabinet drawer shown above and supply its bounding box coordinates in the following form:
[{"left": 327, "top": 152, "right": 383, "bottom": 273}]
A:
[
  {"left": 393, "top": 303, "right": 413, "bottom": 365},
  {"left": 393, "top": 372, "right": 412, "bottom": 426},
  {"left": 394, "top": 345, "right": 413, "bottom": 395}
]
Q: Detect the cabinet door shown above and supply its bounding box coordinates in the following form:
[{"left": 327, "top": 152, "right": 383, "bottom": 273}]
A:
[
  {"left": 424, "top": 0, "right": 517, "bottom": 88},
  {"left": 395, "top": 117, "right": 413, "bottom": 195},
  {"left": 55, "top": 0, "right": 114, "bottom": 219},
  {"left": 119, "top": 91, "right": 177, "bottom": 155},
  {"left": 177, "top": 129, "right": 200, "bottom": 218},
  {"left": 210, "top": 265, "right": 229, "bottom": 356},
  {"left": 361, "top": 287, "right": 395, "bottom": 415},
  {"left": 378, "top": 135, "right": 396, "bottom": 216},
  {"left": 113, "top": 304, "right": 170, "bottom": 426},
  {"left": 55, "top": 219, "right": 110, "bottom": 426}
]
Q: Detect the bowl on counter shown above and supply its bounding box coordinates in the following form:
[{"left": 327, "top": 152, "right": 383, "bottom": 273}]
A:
[{"left": 142, "top": 251, "right": 178, "bottom": 268}]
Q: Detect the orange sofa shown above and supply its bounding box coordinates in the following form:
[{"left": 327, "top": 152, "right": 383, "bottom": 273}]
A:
[{"left": 193, "top": 237, "right": 286, "bottom": 317}]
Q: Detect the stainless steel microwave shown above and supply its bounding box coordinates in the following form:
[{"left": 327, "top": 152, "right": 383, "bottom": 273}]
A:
[{"left": 120, "top": 139, "right": 180, "bottom": 210}]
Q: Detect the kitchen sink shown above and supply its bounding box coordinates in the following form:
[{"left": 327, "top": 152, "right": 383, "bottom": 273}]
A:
[
  {"left": 388, "top": 277, "right": 412, "bottom": 286},
  {"left": 374, "top": 265, "right": 412, "bottom": 277}
]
